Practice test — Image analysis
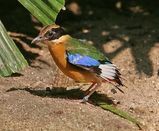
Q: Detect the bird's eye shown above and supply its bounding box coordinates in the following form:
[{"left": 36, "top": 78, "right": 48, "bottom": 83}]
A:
[
  {"left": 48, "top": 31, "right": 55, "bottom": 37},
  {"left": 45, "top": 31, "right": 56, "bottom": 39}
]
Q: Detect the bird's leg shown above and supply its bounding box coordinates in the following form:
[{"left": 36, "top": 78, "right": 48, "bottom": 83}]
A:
[
  {"left": 84, "top": 83, "right": 96, "bottom": 96},
  {"left": 82, "top": 82, "right": 101, "bottom": 103}
]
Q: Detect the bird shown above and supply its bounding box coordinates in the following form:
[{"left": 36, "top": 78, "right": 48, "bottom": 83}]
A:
[{"left": 32, "top": 24, "right": 124, "bottom": 102}]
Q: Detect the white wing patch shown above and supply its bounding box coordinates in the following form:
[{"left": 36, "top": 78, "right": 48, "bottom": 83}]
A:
[{"left": 99, "top": 64, "right": 117, "bottom": 80}]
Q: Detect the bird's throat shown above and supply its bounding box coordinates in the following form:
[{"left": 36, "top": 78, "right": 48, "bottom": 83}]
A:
[{"left": 48, "top": 42, "right": 67, "bottom": 69}]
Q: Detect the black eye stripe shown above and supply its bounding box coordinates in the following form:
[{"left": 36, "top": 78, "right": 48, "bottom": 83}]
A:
[{"left": 44, "top": 27, "right": 66, "bottom": 40}]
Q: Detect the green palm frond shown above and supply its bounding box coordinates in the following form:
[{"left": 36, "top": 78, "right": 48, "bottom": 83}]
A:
[
  {"left": 18, "top": 0, "right": 65, "bottom": 25},
  {"left": 0, "top": 21, "right": 28, "bottom": 76}
]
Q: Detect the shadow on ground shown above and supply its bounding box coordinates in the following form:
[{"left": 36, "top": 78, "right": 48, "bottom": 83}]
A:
[{"left": 6, "top": 87, "right": 115, "bottom": 105}]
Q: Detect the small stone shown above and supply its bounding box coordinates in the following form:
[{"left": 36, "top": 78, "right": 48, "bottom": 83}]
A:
[
  {"left": 129, "top": 107, "right": 134, "bottom": 113},
  {"left": 101, "top": 31, "right": 110, "bottom": 36},
  {"left": 82, "top": 29, "right": 90, "bottom": 33},
  {"left": 111, "top": 88, "right": 117, "bottom": 94},
  {"left": 46, "top": 87, "right": 51, "bottom": 92},
  {"left": 112, "top": 99, "right": 120, "bottom": 105}
]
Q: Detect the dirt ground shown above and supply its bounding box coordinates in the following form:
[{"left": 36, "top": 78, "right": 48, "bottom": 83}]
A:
[{"left": 0, "top": 0, "right": 159, "bottom": 130}]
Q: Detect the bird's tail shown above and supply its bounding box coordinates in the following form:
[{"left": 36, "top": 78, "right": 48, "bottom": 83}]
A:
[{"left": 98, "top": 63, "right": 126, "bottom": 93}]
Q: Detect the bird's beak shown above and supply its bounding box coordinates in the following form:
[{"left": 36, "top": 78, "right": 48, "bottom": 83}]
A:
[{"left": 31, "top": 36, "right": 43, "bottom": 44}]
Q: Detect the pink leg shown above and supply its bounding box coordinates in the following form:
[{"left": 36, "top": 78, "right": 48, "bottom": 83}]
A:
[
  {"left": 82, "top": 82, "right": 102, "bottom": 102},
  {"left": 84, "top": 83, "right": 96, "bottom": 95}
]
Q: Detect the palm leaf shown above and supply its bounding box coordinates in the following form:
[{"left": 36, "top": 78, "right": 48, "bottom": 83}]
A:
[
  {"left": 93, "top": 96, "right": 142, "bottom": 129},
  {"left": 0, "top": 21, "right": 28, "bottom": 77},
  {"left": 18, "top": 0, "right": 65, "bottom": 25}
]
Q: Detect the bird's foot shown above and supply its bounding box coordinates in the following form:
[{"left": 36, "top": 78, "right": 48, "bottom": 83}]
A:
[{"left": 81, "top": 96, "right": 89, "bottom": 103}]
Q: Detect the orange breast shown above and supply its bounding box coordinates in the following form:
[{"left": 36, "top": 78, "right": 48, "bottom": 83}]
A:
[{"left": 47, "top": 39, "right": 100, "bottom": 83}]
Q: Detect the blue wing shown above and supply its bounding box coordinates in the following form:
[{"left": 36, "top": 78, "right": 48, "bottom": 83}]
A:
[
  {"left": 66, "top": 52, "right": 123, "bottom": 88},
  {"left": 67, "top": 53, "right": 100, "bottom": 67}
]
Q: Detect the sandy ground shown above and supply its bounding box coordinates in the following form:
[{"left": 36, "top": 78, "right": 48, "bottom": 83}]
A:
[{"left": 0, "top": 0, "right": 159, "bottom": 130}]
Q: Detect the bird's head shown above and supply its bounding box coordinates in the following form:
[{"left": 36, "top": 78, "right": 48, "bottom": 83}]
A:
[{"left": 32, "top": 24, "right": 66, "bottom": 44}]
